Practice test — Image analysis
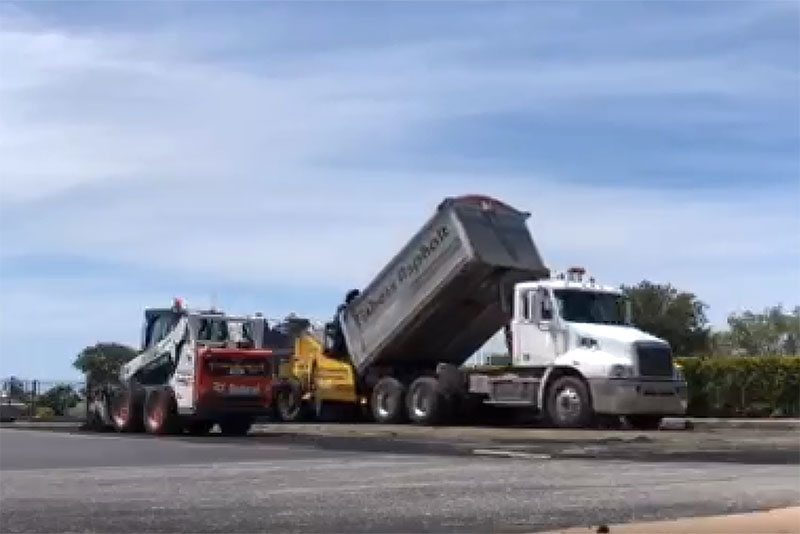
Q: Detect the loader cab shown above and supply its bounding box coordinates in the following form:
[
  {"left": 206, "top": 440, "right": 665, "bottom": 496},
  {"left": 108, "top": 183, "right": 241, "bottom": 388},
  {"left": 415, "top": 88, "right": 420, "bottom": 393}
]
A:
[
  {"left": 194, "top": 314, "right": 259, "bottom": 349},
  {"left": 140, "top": 308, "right": 182, "bottom": 351}
]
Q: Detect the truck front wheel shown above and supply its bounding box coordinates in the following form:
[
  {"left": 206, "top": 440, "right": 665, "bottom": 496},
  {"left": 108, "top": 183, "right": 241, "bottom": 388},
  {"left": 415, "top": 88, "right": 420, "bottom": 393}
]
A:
[
  {"left": 546, "top": 375, "right": 594, "bottom": 429},
  {"left": 406, "top": 376, "right": 445, "bottom": 425},
  {"left": 370, "top": 377, "right": 407, "bottom": 424}
]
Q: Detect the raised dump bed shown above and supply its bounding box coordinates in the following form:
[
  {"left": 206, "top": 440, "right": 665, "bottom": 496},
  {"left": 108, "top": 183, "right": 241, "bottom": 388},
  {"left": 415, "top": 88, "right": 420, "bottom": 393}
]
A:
[{"left": 340, "top": 195, "right": 549, "bottom": 376}]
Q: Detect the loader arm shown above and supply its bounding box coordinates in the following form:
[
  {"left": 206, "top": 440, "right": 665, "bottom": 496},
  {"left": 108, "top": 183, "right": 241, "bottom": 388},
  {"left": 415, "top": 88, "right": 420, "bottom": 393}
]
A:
[{"left": 120, "top": 316, "right": 190, "bottom": 382}]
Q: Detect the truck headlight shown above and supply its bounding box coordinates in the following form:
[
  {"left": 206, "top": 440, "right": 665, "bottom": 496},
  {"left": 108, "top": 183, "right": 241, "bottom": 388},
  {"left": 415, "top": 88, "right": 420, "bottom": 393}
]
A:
[
  {"left": 609, "top": 364, "right": 634, "bottom": 378},
  {"left": 579, "top": 337, "right": 600, "bottom": 350}
]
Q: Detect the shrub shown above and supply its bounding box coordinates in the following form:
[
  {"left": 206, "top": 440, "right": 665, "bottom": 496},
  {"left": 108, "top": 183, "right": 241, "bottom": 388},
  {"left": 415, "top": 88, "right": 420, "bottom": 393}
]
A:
[
  {"left": 34, "top": 406, "right": 55, "bottom": 419},
  {"left": 676, "top": 356, "right": 800, "bottom": 417}
]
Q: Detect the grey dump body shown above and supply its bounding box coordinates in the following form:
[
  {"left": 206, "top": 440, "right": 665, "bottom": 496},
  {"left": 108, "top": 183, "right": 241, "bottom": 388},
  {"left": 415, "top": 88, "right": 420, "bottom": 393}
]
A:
[{"left": 340, "top": 196, "right": 549, "bottom": 377}]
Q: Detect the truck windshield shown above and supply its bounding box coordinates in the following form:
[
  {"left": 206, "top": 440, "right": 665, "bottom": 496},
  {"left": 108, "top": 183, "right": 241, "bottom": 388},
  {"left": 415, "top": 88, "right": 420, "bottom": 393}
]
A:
[{"left": 553, "top": 289, "right": 630, "bottom": 325}]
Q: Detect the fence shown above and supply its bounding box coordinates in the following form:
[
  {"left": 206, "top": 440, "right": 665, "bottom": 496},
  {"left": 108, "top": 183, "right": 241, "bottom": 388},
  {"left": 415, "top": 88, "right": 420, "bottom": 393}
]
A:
[{"left": 1, "top": 379, "right": 87, "bottom": 421}]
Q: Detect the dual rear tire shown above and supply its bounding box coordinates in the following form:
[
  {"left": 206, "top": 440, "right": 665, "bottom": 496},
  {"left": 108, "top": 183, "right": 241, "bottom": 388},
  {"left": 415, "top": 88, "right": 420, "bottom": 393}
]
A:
[
  {"left": 370, "top": 377, "right": 407, "bottom": 424},
  {"left": 370, "top": 376, "right": 448, "bottom": 425},
  {"left": 406, "top": 376, "right": 447, "bottom": 425}
]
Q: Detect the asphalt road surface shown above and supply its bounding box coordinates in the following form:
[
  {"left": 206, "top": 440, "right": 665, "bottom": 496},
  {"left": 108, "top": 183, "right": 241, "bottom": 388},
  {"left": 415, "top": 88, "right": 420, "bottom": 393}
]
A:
[{"left": 1, "top": 428, "right": 799, "bottom": 533}]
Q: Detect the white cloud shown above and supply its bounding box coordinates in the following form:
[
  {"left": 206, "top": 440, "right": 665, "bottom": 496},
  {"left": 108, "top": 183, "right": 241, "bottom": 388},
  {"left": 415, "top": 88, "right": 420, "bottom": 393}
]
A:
[{"left": 2, "top": 7, "right": 795, "bottom": 201}]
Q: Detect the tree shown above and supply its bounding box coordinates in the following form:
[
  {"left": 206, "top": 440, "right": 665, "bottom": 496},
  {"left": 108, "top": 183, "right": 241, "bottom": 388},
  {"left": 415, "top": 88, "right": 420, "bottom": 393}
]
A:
[
  {"left": 709, "top": 330, "right": 736, "bottom": 357},
  {"left": 725, "top": 305, "right": 800, "bottom": 356},
  {"left": 37, "top": 384, "right": 81, "bottom": 416},
  {"left": 73, "top": 343, "right": 138, "bottom": 384},
  {"left": 621, "top": 281, "right": 710, "bottom": 356}
]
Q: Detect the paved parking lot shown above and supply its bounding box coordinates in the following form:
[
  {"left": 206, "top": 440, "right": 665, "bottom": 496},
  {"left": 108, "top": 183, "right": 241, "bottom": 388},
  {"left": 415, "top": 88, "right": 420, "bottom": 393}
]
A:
[{"left": 1, "top": 428, "right": 799, "bottom": 533}]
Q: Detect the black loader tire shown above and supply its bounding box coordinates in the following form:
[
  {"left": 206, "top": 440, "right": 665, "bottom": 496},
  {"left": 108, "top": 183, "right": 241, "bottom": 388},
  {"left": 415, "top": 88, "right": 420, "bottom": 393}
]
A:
[
  {"left": 273, "top": 378, "right": 310, "bottom": 422},
  {"left": 406, "top": 376, "right": 446, "bottom": 425},
  {"left": 110, "top": 386, "right": 145, "bottom": 433},
  {"left": 546, "top": 375, "right": 594, "bottom": 429},
  {"left": 143, "top": 389, "right": 181, "bottom": 435},
  {"left": 370, "top": 377, "right": 407, "bottom": 424}
]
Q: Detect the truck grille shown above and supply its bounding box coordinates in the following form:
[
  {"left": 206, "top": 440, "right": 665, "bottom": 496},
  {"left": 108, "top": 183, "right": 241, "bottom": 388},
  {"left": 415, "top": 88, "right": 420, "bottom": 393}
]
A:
[{"left": 635, "top": 342, "right": 673, "bottom": 377}]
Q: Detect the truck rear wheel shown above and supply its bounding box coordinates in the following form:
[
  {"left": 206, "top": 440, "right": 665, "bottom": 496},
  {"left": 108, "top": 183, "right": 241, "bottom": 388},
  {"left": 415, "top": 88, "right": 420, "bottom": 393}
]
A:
[
  {"left": 143, "top": 389, "right": 180, "bottom": 435},
  {"left": 546, "top": 375, "right": 594, "bottom": 429},
  {"left": 111, "top": 387, "right": 144, "bottom": 433},
  {"left": 370, "top": 377, "right": 407, "bottom": 424},
  {"left": 406, "top": 376, "right": 445, "bottom": 425}
]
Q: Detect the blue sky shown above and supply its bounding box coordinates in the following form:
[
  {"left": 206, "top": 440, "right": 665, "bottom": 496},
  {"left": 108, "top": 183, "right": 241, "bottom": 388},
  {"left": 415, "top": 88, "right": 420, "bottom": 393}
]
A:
[{"left": 1, "top": 1, "right": 798, "bottom": 379}]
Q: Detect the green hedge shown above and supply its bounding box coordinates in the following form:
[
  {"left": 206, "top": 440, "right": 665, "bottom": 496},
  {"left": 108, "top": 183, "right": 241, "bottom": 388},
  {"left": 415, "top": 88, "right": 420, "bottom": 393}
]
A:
[
  {"left": 34, "top": 406, "right": 55, "bottom": 419},
  {"left": 676, "top": 356, "right": 800, "bottom": 417}
]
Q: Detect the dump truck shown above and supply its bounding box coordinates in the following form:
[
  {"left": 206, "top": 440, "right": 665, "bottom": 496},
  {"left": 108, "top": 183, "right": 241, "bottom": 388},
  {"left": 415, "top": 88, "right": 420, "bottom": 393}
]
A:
[
  {"left": 85, "top": 300, "right": 276, "bottom": 435},
  {"left": 274, "top": 195, "right": 688, "bottom": 429}
]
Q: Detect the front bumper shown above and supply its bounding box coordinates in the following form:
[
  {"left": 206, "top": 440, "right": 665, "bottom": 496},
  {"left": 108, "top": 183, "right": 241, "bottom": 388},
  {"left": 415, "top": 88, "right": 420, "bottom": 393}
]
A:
[{"left": 589, "top": 378, "right": 688, "bottom": 416}]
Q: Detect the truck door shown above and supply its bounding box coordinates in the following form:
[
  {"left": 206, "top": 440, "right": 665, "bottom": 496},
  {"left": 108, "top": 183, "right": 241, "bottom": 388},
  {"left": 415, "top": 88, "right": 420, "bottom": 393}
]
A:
[{"left": 515, "top": 288, "right": 559, "bottom": 366}]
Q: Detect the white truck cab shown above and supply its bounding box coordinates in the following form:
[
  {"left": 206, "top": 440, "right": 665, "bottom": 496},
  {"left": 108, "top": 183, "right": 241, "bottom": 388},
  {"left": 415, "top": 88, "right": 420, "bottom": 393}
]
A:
[{"left": 504, "top": 267, "right": 688, "bottom": 428}]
